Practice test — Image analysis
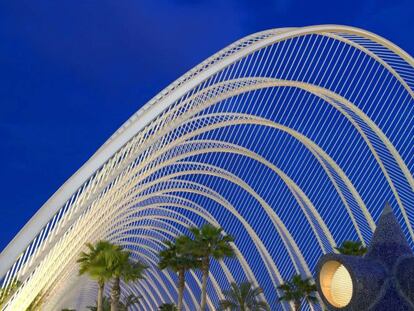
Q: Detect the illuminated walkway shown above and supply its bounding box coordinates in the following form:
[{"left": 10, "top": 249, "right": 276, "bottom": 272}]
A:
[{"left": 1, "top": 25, "right": 413, "bottom": 310}]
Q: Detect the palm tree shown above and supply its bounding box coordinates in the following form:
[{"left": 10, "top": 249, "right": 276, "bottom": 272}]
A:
[
  {"left": 87, "top": 294, "right": 140, "bottom": 311},
  {"left": 77, "top": 241, "right": 115, "bottom": 311},
  {"left": 120, "top": 294, "right": 141, "bottom": 311},
  {"left": 158, "top": 236, "right": 200, "bottom": 311},
  {"left": 158, "top": 303, "right": 178, "bottom": 311},
  {"left": 187, "top": 224, "right": 235, "bottom": 311},
  {"left": 335, "top": 240, "right": 367, "bottom": 256},
  {"left": 277, "top": 275, "right": 317, "bottom": 311},
  {"left": 218, "top": 281, "right": 269, "bottom": 311},
  {"left": 108, "top": 249, "right": 147, "bottom": 311}
]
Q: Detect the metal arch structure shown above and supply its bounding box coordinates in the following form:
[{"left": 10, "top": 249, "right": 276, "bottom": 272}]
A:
[{"left": 0, "top": 24, "right": 413, "bottom": 310}]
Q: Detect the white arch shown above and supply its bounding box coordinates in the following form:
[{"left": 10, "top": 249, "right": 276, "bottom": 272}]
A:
[{"left": 1, "top": 25, "right": 412, "bottom": 310}]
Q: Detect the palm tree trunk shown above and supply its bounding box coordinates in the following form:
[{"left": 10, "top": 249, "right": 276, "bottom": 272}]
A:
[
  {"left": 200, "top": 257, "right": 209, "bottom": 311},
  {"left": 97, "top": 280, "right": 105, "bottom": 311},
  {"left": 111, "top": 277, "right": 121, "bottom": 311},
  {"left": 177, "top": 268, "right": 185, "bottom": 311},
  {"left": 294, "top": 300, "right": 301, "bottom": 311}
]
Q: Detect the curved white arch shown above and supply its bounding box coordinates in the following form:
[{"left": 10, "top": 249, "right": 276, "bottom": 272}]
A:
[{"left": 1, "top": 25, "right": 412, "bottom": 311}]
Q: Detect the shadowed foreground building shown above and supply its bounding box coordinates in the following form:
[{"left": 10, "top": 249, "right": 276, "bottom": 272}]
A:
[
  {"left": 317, "top": 204, "right": 414, "bottom": 310},
  {"left": 0, "top": 25, "right": 413, "bottom": 310}
]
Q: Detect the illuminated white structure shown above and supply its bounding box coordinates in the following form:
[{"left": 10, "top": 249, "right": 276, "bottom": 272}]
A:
[{"left": 0, "top": 25, "right": 413, "bottom": 310}]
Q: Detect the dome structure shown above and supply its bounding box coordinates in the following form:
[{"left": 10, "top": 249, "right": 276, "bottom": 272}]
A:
[{"left": 0, "top": 25, "right": 413, "bottom": 310}]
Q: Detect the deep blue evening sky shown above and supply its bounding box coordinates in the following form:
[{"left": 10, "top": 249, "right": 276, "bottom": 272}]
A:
[{"left": 0, "top": 0, "right": 413, "bottom": 251}]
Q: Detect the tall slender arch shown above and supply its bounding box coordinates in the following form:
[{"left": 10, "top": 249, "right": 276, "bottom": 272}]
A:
[{"left": 1, "top": 25, "right": 412, "bottom": 310}]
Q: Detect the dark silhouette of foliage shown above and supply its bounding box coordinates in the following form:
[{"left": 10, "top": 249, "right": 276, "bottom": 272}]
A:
[
  {"left": 218, "top": 281, "right": 269, "bottom": 310},
  {"left": 278, "top": 275, "right": 317, "bottom": 311},
  {"left": 158, "top": 303, "right": 178, "bottom": 311},
  {"left": 335, "top": 240, "right": 367, "bottom": 256}
]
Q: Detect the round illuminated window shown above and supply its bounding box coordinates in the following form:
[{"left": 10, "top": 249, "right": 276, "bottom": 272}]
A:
[{"left": 319, "top": 260, "right": 353, "bottom": 308}]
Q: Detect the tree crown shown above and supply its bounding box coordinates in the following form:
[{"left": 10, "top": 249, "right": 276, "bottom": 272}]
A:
[
  {"left": 278, "top": 274, "right": 317, "bottom": 306},
  {"left": 187, "top": 224, "right": 235, "bottom": 261},
  {"left": 335, "top": 240, "right": 367, "bottom": 256},
  {"left": 158, "top": 237, "right": 201, "bottom": 272},
  {"left": 218, "top": 281, "right": 269, "bottom": 311}
]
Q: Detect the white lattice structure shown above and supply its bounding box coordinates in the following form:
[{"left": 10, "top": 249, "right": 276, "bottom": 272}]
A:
[{"left": 0, "top": 25, "right": 413, "bottom": 310}]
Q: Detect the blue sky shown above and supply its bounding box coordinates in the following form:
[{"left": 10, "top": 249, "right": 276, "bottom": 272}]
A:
[{"left": 0, "top": 0, "right": 413, "bottom": 251}]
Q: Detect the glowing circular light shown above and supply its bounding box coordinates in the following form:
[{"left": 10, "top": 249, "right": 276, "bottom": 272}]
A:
[
  {"left": 330, "top": 264, "right": 353, "bottom": 306},
  {"left": 320, "top": 260, "right": 353, "bottom": 308}
]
